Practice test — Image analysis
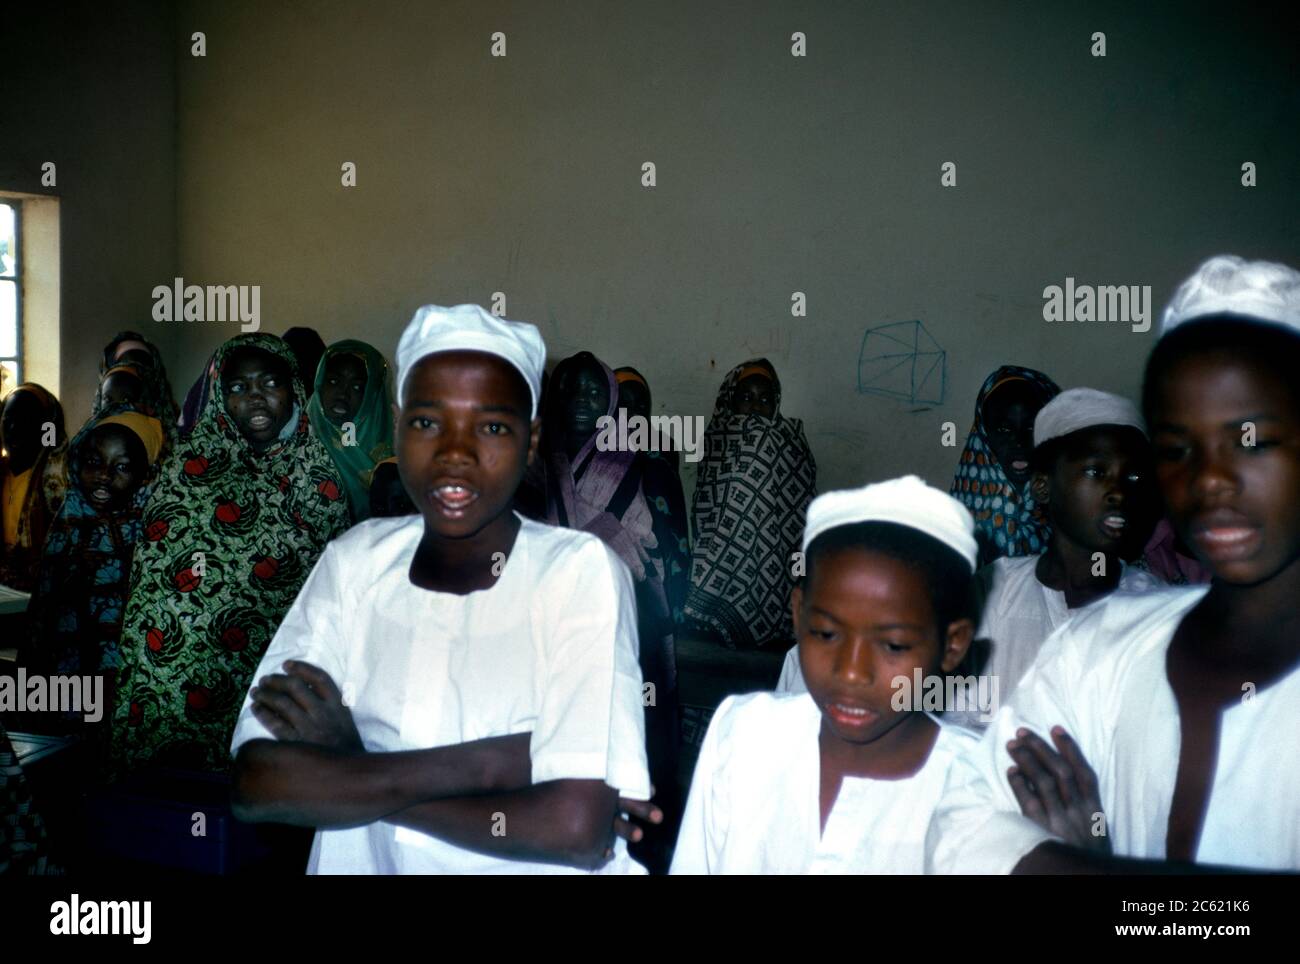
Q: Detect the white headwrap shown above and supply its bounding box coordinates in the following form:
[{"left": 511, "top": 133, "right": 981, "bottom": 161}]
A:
[
  {"left": 801, "top": 475, "right": 978, "bottom": 573},
  {"left": 395, "top": 304, "right": 546, "bottom": 418},
  {"left": 1033, "top": 387, "right": 1145, "bottom": 447},
  {"left": 1162, "top": 255, "right": 1300, "bottom": 335}
]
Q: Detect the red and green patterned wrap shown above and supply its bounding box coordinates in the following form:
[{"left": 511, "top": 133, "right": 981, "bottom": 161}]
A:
[{"left": 109, "top": 333, "right": 349, "bottom": 776}]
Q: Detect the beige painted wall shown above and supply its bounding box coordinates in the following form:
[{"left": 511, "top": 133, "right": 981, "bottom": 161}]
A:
[
  {"left": 100, "top": 2, "right": 1300, "bottom": 492},
  {"left": 2, "top": 0, "right": 177, "bottom": 431}
]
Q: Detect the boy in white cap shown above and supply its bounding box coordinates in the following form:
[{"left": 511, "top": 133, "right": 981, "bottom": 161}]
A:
[
  {"left": 928, "top": 256, "right": 1300, "bottom": 872},
  {"left": 943, "top": 387, "right": 1163, "bottom": 727},
  {"left": 229, "top": 304, "right": 654, "bottom": 874},
  {"left": 671, "top": 476, "right": 981, "bottom": 874}
]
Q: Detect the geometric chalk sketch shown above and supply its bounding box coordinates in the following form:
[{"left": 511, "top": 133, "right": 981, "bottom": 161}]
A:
[{"left": 856, "top": 319, "right": 946, "bottom": 405}]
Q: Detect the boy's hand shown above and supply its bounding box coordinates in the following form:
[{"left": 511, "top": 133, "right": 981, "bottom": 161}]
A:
[
  {"left": 250, "top": 660, "right": 364, "bottom": 754},
  {"left": 1007, "top": 726, "right": 1111, "bottom": 855},
  {"left": 599, "top": 792, "right": 665, "bottom": 864}
]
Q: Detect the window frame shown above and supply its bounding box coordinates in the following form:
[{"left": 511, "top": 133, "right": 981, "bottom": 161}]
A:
[{"left": 0, "top": 198, "right": 21, "bottom": 390}]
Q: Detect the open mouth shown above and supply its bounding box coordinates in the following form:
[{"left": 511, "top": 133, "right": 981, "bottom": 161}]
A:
[
  {"left": 1192, "top": 525, "right": 1261, "bottom": 560},
  {"left": 90, "top": 487, "right": 112, "bottom": 503},
  {"left": 428, "top": 483, "right": 479, "bottom": 515},
  {"left": 827, "top": 702, "right": 879, "bottom": 729},
  {"left": 1010, "top": 459, "right": 1030, "bottom": 472},
  {"left": 1100, "top": 513, "right": 1128, "bottom": 539},
  {"left": 247, "top": 413, "right": 272, "bottom": 431}
]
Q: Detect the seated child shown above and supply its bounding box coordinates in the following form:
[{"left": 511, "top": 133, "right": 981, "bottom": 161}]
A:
[
  {"left": 945, "top": 387, "right": 1164, "bottom": 726},
  {"left": 927, "top": 255, "right": 1300, "bottom": 872},
  {"left": 950, "top": 366, "right": 1060, "bottom": 566},
  {"left": 25, "top": 410, "right": 164, "bottom": 680},
  {"left": 684, "top": 358, "right": 817, "bottom": 650},
  {"left": 306, "top": 340, "right": 395, "bottom": 523},
  {"left": 1, "top": 384, "right": 68, "bottom": 591},
  {"left": 22, "top": 410, "right": 163, "bottom": 762},
  {"left": 615, "top": 365, "right": 678, "bottom": 470},
  {"left": 671, "top": 476, "right": 980, "bottom": 874},
  {"left": 230, "top": 305, "right": 652, "bottom": 874},
  {"left": 96, "top": 365, "right": 146, "bottom": 410},
  {"left": 109, "top": 334, "right": 349, "bottom": 775},
  {"left": 281, "top": 327, "right": 327, "bottom": 398},
  {"left": 614, "top": 366, "right": 690, "bottom": 624},
  {"left": 95, "top": 332, "right": 180, "bottom": 446},
  {"left": 542, "top": 351, "right": 680, "bottom": 864}
]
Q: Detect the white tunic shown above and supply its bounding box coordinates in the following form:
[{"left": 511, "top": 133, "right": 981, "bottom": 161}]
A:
[
  {"left": 671, "top": 691, "right": 978, "bottom": 874},
  {"left": 927, "top": 585, "right": 1300, "bottom": 873},
  {"left": 230, "top": 514, "right": 651, "bottom": 874}
]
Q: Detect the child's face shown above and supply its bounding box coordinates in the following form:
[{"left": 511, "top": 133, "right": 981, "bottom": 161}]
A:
[
  {"left": 1149, "top": 348, "right": 1300, "bottom": 586},
  {"left": 396, "top": 350, "right": 539, "bottom": 540},
  {"left": 1033, "top": 427, "right": 1156, "bottom": 556},
  {"left": 617, "top": 379, "right": 651, "bottom": 422},
  {"left": 318, "top": 353, "right": 367, "bottom": 427},
  {"left": 793, "top": 548, "right": 971, "bottom": 746},
  {"left": 562, "top": 359, "right": 609, "bottom": 444},
  {"left": 731, "top": 374, "right": 776, "bottom": 418},
  {"left": 983, "top": 383, "right": 1045, "bottom": 487},
  {"left": 1, "top": 390, "right": 42, "bottom": 465},
  {"left": 222, "top": 347, "right": 294, "bottom": 450},
  {"left": 78, "top": 425, "right": 147, "bottom": 511},
  {"left": 100, "top": 369, "right": 145, "bottom": 408}
]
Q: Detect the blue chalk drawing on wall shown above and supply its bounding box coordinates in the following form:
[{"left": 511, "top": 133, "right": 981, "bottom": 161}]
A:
[{"left": 856, "top": 320, "right": 946, "bottom": 405}]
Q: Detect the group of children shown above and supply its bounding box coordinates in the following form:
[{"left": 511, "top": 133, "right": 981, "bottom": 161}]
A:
[{"left": 1, "top": 253, "right": 1297, "bottom": 875}]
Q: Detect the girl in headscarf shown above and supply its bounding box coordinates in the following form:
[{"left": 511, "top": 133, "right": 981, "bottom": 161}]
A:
[
  {"left": 281, "top": 326, "right": 327, "bottom": 398},
  {"left": 543, "top": 351, "right": 679, "bottom": 870},
  {"left": 306, "top": 340, "right": 395, "bottom": 523},
  {"left": 684, "top": 358, "right": 817, "bottom": 650},
  {"left": 109, "top": 334, "right": 349, "bottom": 776},
  {"left": 1, "top": 383, "right": 68, "bottom": 591},
  {"left": 22, "top": 408, "right": 165, "bottom": 770},
  {"left": 614, "top": 366, "right": 690, "bottom": 625},
  {"left": 94, "top": 332, "right": 180, "bottom": 445},
  {"left": 949, "top": 365, "right": 1061, "bottom": 566},
  {"left": 25, "top": 407, "right": 165, "bottom": 682}
]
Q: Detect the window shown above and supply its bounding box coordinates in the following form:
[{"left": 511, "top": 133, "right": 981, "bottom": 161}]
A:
[{"left": 0, "top": 200, "right": 18, "bottom": 396}]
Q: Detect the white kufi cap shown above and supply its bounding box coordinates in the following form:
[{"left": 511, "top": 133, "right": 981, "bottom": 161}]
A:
[
  {"left": 1033, "top": 387, "right": 1145, "bottom": 447},
  {"left": 801, "top": 475, "right": 978, "bottom": 572},
  {"left": 396, "top": 304, "right": 546, "bottom": 418}
]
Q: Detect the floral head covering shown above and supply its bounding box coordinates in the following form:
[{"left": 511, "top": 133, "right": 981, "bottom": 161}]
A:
[{"left": 110, "top": 333, "right": 350, "bottom": 775}]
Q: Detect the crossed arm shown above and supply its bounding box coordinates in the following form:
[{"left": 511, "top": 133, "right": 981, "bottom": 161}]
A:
[
  {"left": 1005, "top": 727, "right": 1235, "bottom": 875},
  {"left": 231, "top": 661, "right": 658, "bottom": 870}
]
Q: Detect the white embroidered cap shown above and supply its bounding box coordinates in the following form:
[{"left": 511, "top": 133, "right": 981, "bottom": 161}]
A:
[
  {"left": 396, "top": 304, "right": 546, "bottom": 418},
  {"left": 1033, "top": 387, "right": 1145, "bottom": 447},
  {"left": 801, "top": 475, "right": 978, "bottom": 573},
  {"left": 1162, "top": 255, "right": 1300, "bottom": 335}
]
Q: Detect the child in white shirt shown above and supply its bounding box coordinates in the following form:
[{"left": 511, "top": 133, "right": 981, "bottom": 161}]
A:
[
  {"left": 672, "top": 476, "right": 981, "bottom": 874},
  {"left": 928, "top": 256, "right": 1300, "bottom": 872},
  {"left": 230, "top": 304, "right": 652, "bottom": 874}
]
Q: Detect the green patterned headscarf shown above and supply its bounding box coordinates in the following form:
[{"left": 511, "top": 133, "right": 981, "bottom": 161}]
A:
[
  {"left": 109, "top": 333, "right": 350, "bottom": 776},
  {"left": 306, "top": 340, "right": 395, "bottom": 522}
]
